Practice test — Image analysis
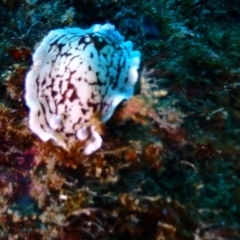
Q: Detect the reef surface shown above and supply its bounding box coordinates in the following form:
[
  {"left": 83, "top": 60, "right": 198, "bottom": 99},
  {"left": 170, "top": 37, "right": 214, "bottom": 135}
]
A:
[{"left": 0, "top": 0, "right": 239, "bottom": 239}]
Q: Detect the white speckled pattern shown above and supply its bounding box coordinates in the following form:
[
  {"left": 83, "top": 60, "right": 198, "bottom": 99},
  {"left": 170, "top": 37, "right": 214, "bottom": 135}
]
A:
[{"left": 25, "top": 23, "right": 141, "bottom": 154}]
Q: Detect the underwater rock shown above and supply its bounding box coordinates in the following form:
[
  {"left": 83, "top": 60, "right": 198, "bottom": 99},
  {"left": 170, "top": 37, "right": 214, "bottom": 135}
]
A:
[{"left": 119, "top": 16, "right": 160, "bottom": 40}]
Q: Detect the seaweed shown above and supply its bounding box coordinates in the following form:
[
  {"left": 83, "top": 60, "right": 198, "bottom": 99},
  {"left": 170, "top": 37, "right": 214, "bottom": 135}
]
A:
[{"left": 0, "top": 0, "right": 239, "bottom": 239}]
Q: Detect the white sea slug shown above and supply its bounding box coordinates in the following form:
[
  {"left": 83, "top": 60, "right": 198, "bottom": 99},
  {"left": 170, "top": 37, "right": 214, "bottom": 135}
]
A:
[{"left": 25, "top": 23, "right": 141, "bottom": 155}]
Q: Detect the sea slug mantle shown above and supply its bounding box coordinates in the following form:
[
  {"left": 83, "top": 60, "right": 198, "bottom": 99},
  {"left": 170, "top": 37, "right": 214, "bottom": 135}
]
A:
[{"left": 25, "top": 23, "right": 141, "bottom": 155}]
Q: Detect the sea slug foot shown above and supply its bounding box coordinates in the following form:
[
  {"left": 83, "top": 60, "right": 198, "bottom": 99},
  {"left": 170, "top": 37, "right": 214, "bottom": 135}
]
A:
[
  {"left": 76, "top": 126, "right": 89, "bottom": 141},
  {"left": 83, "top": 126, "right": 102, "bottom": 155}
]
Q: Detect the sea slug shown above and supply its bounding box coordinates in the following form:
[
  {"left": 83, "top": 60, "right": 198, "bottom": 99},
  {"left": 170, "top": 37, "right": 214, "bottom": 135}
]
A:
[{"left": 25, "top": 23, "right": 141, "bottom": 155}]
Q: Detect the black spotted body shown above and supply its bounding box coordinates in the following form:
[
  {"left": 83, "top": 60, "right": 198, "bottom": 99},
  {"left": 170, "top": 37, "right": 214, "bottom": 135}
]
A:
[{"left": 25, "top": 24, "right": 141, "bottom": 154}]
